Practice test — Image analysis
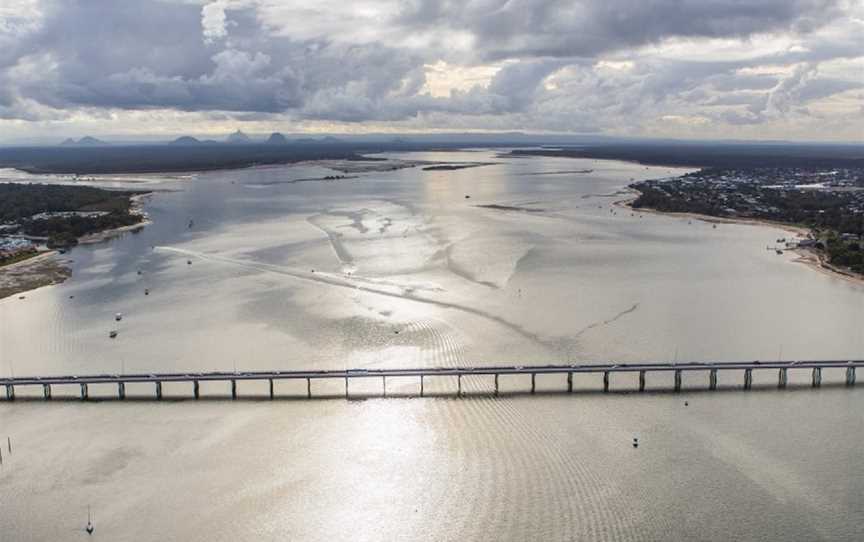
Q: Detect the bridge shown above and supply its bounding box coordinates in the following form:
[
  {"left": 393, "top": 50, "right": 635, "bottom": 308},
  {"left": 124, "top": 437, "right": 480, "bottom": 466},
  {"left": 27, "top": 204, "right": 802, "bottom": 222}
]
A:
[{"left": 1, "top": 360, "right": 861, "bottom": 401}]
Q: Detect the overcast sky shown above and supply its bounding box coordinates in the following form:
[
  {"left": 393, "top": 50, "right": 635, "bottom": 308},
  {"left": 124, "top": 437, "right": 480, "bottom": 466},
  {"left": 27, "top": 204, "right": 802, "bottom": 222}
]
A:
[{"left": 1, "top": 0, "right": 862, "bottom": 142}]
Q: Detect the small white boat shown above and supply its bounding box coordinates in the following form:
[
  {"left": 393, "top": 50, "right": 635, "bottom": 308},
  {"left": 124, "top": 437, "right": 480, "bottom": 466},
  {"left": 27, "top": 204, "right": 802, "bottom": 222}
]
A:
[
  {"left": 109, "top": 330, "right": 118, "bottom": 339},
  {"left": 115, "top": 313, "right": 123, "bottom": 322}
]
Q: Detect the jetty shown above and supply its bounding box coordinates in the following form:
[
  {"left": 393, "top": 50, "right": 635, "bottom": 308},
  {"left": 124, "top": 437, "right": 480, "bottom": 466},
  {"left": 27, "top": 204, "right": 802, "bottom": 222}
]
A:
[{"left": 1, "top": 360, "right": 860, "bottom": 401}]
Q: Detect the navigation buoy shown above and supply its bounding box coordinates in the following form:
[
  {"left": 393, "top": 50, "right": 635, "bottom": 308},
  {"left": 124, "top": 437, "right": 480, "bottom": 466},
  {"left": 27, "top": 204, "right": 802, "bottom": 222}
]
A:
[{"left": 85, "top": 505, "right": 94, "bottom": 535}]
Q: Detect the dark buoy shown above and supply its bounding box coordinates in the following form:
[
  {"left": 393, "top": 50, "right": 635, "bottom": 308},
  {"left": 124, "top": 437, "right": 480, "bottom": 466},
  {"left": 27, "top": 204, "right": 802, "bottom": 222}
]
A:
[
  {"left": 684, "top": 401, "right": 689, "bottom": 406},
  {"left": 85, "top": 505, "right": 94, "bottom": 535},
  {"left": 187, "top": 260, "right": 192, "bottom": 265},
  {"left": 465, "top": 195, "right": 470, "bottom": 199}
]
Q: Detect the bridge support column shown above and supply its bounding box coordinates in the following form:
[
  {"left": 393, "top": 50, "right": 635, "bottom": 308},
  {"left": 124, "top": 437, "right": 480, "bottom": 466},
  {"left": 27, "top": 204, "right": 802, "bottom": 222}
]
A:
[
  {"left": 80, "top": 383, "right": 88, "bottom": 400},
  {"left": 117, "top": 382, "right": 125, "bottom": 400},
  {"left": 638, "top": 371, "right": 646, "bottom": 392},
  {"left": 709, "top": 369, "right": 718, "bottom": 390},
  {"left": 457, "top": 375, "right": 462, "bottom": 397},
  {"left": 603, "top": 371, "right": 609, "bottom": 393},
  {"left": 743, "top": 369, "right": 752, "bottom": 390},
  {"left": 846, "top": 367, "right": 856, "bottom": 386},
  {"left": 674, "top": 370, "right": 682, "bottom": 392},
  {"left": 231, "top": 379, "right": 237, "bottom": 400},
  {"left": 420, "top": 375, "right": 424, "bottom": 397},
  {"left": 307, "top": 378, "right": 312, "bottom": 399},
  {"left": 812, "top": 367, "right": 821, "bottom": 388},
  {"left": 269, "top": 379, "right": 274, "bottom": 399},
  {"left": 43, "top": 383, "right": 52, "bottom": 400},
  {"left": 531, "top": 373, "right": 536, "bottom": 394},
  {"left": 345, "top": 376, "right": 349, "bottom": 400},
  {"left": 193, "top": 380, "right": 200, "bottom": 400},
  {"left": 778, "top": 368, "right": 787, "bottom": 389},
  {"left": 6, "top": 384, "right": 14, "bottom": 401},
  {"left": 155, "top": 381, "right": 162, "bottom": 400},
  {"left": 382, "top": 376, "right": 386, "bottom": 398},
  {"left": 494, "top": 374, "right": 499, "bottom": 396},
  {"left": 567, "top": 372, "right": 573, "bottom": 393}
]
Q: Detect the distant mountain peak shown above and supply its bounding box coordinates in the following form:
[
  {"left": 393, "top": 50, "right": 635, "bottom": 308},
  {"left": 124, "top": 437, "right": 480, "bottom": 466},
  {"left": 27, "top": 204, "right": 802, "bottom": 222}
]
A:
[
  {"left": 266, "top": 132, "right": 288, "bottom": 145},
  {"left": 171, "top": 136, "right": 202, "bottom": 145},
  {"left": 226, "top": 130, "right": 251, "bottom": 144},
  {"left": 60, "top": 136, "right": 107, "bottom": 146}
]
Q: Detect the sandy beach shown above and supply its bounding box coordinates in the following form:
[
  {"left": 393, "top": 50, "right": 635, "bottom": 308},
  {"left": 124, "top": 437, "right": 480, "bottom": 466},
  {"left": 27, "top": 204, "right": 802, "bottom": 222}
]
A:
[{"left": 0, "top": 250, "right": 71, "bottom": 300}]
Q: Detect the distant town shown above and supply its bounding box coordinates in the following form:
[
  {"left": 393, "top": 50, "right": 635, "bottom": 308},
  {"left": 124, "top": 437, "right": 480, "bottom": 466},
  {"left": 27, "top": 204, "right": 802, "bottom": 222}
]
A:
[{"left": 630, "top": 166, "right": 864, "bottom": 275}]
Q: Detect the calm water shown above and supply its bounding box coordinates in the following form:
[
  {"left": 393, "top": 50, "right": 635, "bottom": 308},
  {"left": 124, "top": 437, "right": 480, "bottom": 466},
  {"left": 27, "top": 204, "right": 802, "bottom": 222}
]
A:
[{"left": 1, "top": 151, "right": 862, "bottom": 540}]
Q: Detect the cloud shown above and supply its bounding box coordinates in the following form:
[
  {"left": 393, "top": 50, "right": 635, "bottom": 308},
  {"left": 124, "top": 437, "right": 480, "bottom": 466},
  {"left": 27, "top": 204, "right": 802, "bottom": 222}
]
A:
[{"left": 0, "top": 0, "right": 861, "bottom": 140}]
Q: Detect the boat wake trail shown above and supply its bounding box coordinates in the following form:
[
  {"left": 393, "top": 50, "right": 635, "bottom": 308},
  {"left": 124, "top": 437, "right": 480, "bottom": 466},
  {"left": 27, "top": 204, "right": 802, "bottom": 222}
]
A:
[
  {"left": 574, "top": 302, "right": 640, "bottom": 338},
  {"left": 155, "top": 246, "right": 544, "bottom": 345}
]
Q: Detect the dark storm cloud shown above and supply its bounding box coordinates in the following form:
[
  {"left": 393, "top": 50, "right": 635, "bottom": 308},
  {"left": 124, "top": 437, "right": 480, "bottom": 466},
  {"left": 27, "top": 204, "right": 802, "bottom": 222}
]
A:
[{"left": 397, "top": 0, "right": 842, "bottom": 60}]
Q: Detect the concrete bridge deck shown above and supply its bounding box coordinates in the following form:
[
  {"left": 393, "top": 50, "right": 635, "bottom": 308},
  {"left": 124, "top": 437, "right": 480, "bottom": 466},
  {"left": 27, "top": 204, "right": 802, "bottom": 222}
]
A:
[{"left": 2, "top": 360, "right": 861, "bottom": 400}]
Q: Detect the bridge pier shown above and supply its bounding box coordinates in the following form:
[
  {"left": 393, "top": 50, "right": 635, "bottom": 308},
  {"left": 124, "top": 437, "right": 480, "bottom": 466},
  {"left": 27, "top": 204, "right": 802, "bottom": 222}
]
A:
[
  {"left": 674, "top": 369, "right": 682, "bottom": 392},
  {"left": 269, "top": 378, "right": 274, "bottom": 399},
  {"left": 155, "top": 381, "right": 162, "bottom": 400},
  {"left": 307, "top": 377, "right": 311, "bottom": 399},
  {"left": 531, "top": 373, "right": 536, "bottom": 394},
  {"left": 812, "top": 367, "right": 822, "bottom": 388},
  {"left": 117, "top": 382, "right": 125, "bottom": 400},
  {"left": 382, "top": 376, "right": 386, "bottom": 398},
  {"left": 345, "top": 376, "right": 349, "bottom": 399},
  {"left": 778, "top": 368, "right": 787, "bottom": 389},
  {"left": 638, "top": 370, "right": 646, "bottom": 392},
  {"left": 457, "top": 375, "right": 462, "bottom": 397},
  {"left": 420, "top": 375, "right": 424, "bottom": 397},
  {"left": 43, "top": 383, "right": 52, "bottom": 400},
  {"left": 193, "top": 380, "right": 200, "bottom": 400},
  {"left": 709, "top": 369, "right": 717, "bottom": 390},
  {"left": 494, "top": 374, "right": 499, "bottom": 396},
  {"left": 6, "top": 384, "right": 14, "bottom": 401},
  {"left": 847, "top": 367, "right": 856, "bottom": 386},
  {"left": 231, "top": 379, "right": 237, "bottom": 400},
  {"left": 743, "top": 369, "right": 752, "bottom": 390},
  {"left": 567, "top": 372, "right": 573, "bottom": 393},
  {"left": 603, "top": 371, "right": 609, "bottom": 392},
  {"left": 80, "top": 383, "right": 88, "bottom": 400}
]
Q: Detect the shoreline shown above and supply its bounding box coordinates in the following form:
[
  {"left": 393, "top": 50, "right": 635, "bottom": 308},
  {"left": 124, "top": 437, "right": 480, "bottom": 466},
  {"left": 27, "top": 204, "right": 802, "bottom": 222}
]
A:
[
  {"left": 0, "top": 192, "right": 153, "bottom": 300},
  {"left": 615, "top": 189, "right": 864, "bottom": 287},
  {"left": 0, "top": 250, "right": 71, "bottom": 300}
]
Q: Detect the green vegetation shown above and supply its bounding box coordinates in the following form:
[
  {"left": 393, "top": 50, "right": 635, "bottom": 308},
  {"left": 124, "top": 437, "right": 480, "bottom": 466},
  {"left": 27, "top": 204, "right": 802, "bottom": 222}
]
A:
[
  {"left": 0, "top": 247, "right": 38, "bottom": 267},
  {"left": 0, "top": 183, "right": 146, "bottom": 248},
  {"left": 824, "top": 234, "right": 863, "bottom": 274}
]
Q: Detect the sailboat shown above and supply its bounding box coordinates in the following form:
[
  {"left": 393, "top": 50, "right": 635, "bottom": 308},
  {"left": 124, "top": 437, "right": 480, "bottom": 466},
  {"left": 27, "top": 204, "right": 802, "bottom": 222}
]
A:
[{"left": 85, "top": 505, "right": 94, "bottom": 535}]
